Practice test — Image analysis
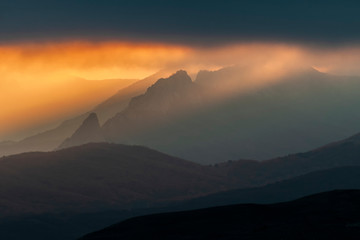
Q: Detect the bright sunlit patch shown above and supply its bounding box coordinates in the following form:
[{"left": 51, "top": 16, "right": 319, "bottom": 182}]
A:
[
  {"left": 312, "top": 66, "right": 329, "bottom": 73},
  {"left": 0, "top": 41, "right": 190, "bottom": 84}
]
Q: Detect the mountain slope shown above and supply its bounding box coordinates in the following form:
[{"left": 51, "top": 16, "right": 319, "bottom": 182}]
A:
[
  {"left": 0, "top": 143, "right": 225, "bottom": 217},
  {"left": 103, "top": 70, "right": 202, "bottom": 143},
  {"left": 2, "top": 133, "right": 360, "bottom": 239},
  {"left": 58, "top": 113, "right": 104, "bottom": 149},
  {"left": 218, "top": 131, "right": 360, "bottom": 187},
  {"left": 80, "top": 190, "right": 360, "bottom": 240},
  {"left": 0, "top": 71, "right": 167, "bottom": 157},
  {"left": 181, "top": 166, "right": 360, "bottom": 209},
  {"left": 99, "top": 67, "right": 360, "bottom": 164}
]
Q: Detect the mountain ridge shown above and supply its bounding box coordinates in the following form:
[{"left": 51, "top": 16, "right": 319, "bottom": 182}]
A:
[
  {"left": 58, "top": 113, "right": 105, "bottom": 149},
  {"left": 80, "top": 190, "right": 360, "bottom": 240}
]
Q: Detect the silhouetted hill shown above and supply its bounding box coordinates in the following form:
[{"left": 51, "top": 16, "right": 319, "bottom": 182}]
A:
[
  {"left": 181, "top": 166, "right": 360, "bottom": 209},
  {"left": 58, "top": 113, "right": 104, "bottom": 149},
  {"left": 80, "top": 190, "right": 360, "bottom": 240},
  {"left": 0, "top": 143, "right": 225, "bottom": 217},
  {"left": 2, "top": 166, "right": 360, "bottom": 240},
  {"left": 217, "top": 131, "right": 360, "bottom": 187}
]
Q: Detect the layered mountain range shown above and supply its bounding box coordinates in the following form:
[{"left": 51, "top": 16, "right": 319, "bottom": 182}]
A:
[
  {"left": 1, "top": 122, "right": 360, "bottom": 238},
  {"left": 1, "top": 130, "right": 360, "bottom": 218},
  {"left": 58, "top": 67, "right": 360, "bottom": 163},
  {"left": 3, "top": 66, "right": 360, "bottom": 164}
]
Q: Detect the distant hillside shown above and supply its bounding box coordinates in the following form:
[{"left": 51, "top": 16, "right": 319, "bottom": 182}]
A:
[
  {"left": 181, "top": 166, "right": 360, "bottom": 209},
  {"left": 217, "top": 131, "right": 360, "bottom": 187},
  {"left": 1, "top": 134, "right": 360, "bottom": 239},
  {"left": 80, "top": 190, "right": 360, "bottom": 240},
  {"left": 0, "top": 143, "right": 225, "bottom": 217},
  {"left": 2, "top": 128, "right": 360, "bottom": 218}
]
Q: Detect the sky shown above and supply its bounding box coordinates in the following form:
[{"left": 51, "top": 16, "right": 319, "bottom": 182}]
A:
[
  {"left": 2, "top": 0, "right": 360, "bottom": 141},
  {"left": 1, "top": 0, "right": 360, "bottom": 46}
]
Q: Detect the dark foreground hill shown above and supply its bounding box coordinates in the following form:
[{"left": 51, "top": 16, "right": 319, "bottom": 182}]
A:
[
  {"left": 81, "top": 190, "right": 360, "bottom": 240},
  {"left": 0, "top": 143, "right": 225, "bottom": 217},
  {"left": 179, "top": 166, "right": 360, "bottom": 209},
  {"left": 1, "top": 166, "right": 360, "bottom": 240}
]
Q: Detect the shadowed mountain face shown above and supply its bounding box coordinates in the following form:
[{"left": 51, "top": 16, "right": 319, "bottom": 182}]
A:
[
  {"left": 103, "top": 70, "right": 202, "bottom": 142},
  {"left": 99, "top": 67, "right": 360, "bottom": 163},
  {"left": 58, "top": 113, "right": 104, "bottom": 149},
  {"left": 80, "top": 190, "right": 360, "bottom": 240}
]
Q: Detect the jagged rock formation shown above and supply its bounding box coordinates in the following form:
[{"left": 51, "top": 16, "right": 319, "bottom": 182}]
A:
[
  {"left": 58, "top": 113, "right": 104, "bottom": 149},
  {"left": 103, "top": 70, "right": 203, "bottom": 142}
]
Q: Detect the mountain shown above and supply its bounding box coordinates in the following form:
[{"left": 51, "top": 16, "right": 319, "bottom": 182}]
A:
[
  {"left": 2, "top": 166, "right": 360, "bottom": 240},
  {"left": 0, "top": 115, "right": 87, "bottom": 157},
  {"left": 103, "top": 70, "right": 202, "bottom": 143},
  {"left": 101, "top": 67, "right": 360, "bottom": 164},
  {"left": 0, "top": 77, "right": 137, "bottom": 141},
  {"left": 2, "top": 109, "right": 360, "bottom": 218},
  {"left": 0, "top": 71, "right": 168, "bottom": 157},
  {"left": 180, "top": 166, "right": 360, "bottom": 209},
  {"left": 1, "top": 133, "right": 360, "bottom": 239},
  {"left": 58, "top": 113, "right": 104, "bottom": 149},
  {"left": 72, "top": 105, "right": 360, "bottom": 190},
  {"left": 93, "top": 70, "right": 173, "bottom": 124},
  {"left": 0, "top": 143, "right": 226, "bottom": 218},
  {"left": 80, "top": 190, "right": 360, "bottom": 240},
  {"left": 216, "top": 131, "right": 360, "bottom": 187},
  {"left": 6, "top": 67, "right": 360, "bottom": 164}
]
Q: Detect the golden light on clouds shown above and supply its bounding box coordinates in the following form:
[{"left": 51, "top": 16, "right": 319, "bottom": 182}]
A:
[
  {"left": 0, "top": 41, "right": 191, "bottom": 140},
  {"left": 0, "top": 41, "right": 190, "bottom": 84},
  {"left": 2, "top": 40, "right": 360, "bottom": 141}
]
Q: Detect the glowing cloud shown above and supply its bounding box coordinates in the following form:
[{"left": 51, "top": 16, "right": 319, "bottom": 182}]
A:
[{"left": 3, "top": 40, "right": 360, "bottom": 141}]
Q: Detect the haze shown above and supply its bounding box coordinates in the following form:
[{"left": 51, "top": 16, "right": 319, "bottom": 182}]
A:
[{"left": 3, "top": 41, "right": 360, "bottom": 141}]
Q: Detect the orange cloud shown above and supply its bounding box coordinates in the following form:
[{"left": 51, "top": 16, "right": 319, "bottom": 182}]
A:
[
  {"left": 0, "top": 41, "right": 190, "bottom": 83},
  {"left": 0, "top": 41, "right": 191, "bottom": 140},
  {"left": 3, "top": 40, "right": 360, "bottom": 141}
]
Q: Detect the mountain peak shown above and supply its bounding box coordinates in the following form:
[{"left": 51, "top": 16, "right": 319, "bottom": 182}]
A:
[
  {"left": 57, "top": 113, "right": 104, "bottom": 149},
  {"left": 147, "top": 70, "right": 192, "bottom": 92},
  {"left": 126, "top": 70, "right": 195, "bottom": 111},
  {"left": 83, "top": 112, "right": 99, "bottom": 125}
]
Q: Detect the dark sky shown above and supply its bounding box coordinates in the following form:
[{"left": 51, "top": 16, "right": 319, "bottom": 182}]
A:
[{"left": 1, "top": 0, "right": 359, "bottom": 46}]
